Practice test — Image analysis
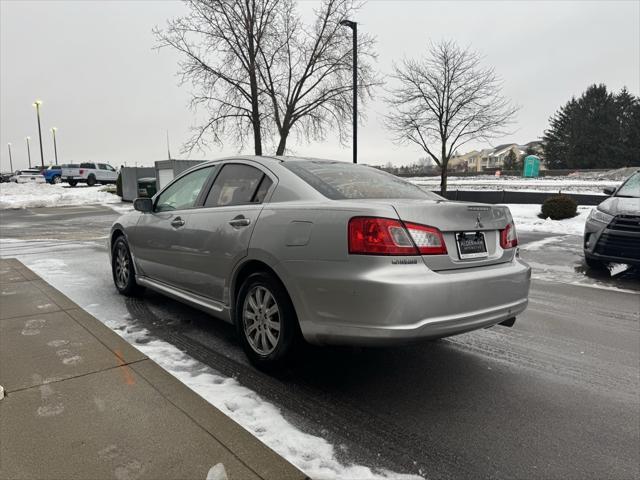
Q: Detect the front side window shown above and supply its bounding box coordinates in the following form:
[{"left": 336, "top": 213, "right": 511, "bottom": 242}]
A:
[
  {"left": 155, "top": 167, "right": 214, "bottom": 212},
  {"left": 105, "top": 165, "right": 116, "bottom": 172},
  {"left": 204, "top": 164, "right": 268, "bottom": 207},
  {"left": 98, "top": 164, "right": 108, "bottom": 170},
  {"left": 283, "top": 160, "right": 442, "bottom": 200}
]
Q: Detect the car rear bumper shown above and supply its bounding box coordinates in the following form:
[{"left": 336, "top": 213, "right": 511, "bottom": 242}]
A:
[
  {"left": 284, "top": 256, "right": 531, "bottom": 346},
  {"left": 15, "top": 176, "right": 46, "bottom": 184}
]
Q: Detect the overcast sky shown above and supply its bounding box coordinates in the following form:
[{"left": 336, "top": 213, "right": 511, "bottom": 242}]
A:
[{"left": 1, "top": 0, "right": 638, "bottom": 171}]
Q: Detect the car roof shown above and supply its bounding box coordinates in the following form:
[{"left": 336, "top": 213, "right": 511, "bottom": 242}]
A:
[{"left": 199, "top": 155, "right": 349, "bottom": 167}]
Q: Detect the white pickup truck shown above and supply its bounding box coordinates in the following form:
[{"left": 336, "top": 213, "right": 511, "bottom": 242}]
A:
[{"left": 61, "top": 162, "right": 118, "bottom": 187}]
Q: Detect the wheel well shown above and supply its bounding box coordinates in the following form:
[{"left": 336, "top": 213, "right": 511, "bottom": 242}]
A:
[
  {"left": 110, "top": 229, "right": 124, "bottom": 250},
  {"left": 232, "top": 260, "right": 295, "bottom": 322}
]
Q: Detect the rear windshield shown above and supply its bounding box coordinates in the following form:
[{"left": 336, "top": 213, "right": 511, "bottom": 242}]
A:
[{"left": 283, "top": 161, "right": 441, "bottom": 200}]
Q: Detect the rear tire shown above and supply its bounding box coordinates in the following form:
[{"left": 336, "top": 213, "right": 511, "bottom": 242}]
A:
[
  {"left": 236, "top": 272, "right": 298, "bottom": 370},
  {"left": 87, "top": 175, "right": 96, "bottom": 186},
  {"left": 52, "top": 175, "right": 61, "bottom": 184},
  {"left": 111, "top": 237, "right": 144, "bottom": 296}
]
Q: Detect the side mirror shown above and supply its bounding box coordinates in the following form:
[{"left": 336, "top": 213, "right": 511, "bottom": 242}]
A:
[
  {"left": 133, "top": 197, "right": 153, "bottom": 213},
  {"left": 602, "top": 187, "right": 615, "bottom": 196}
]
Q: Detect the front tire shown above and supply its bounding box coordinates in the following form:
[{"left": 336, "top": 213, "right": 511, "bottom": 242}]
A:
[
  {"left": 52, "top": 175, "right": 61, "bottom": 184},
  {"left": 236, "top": 272, "right": 298, "bottom": 369},
  {"left": 68, "top": 179, "right": 78, "bottom": 187},
  {"left": 111, "top": 237, "right": 144, "bottom": 296}
]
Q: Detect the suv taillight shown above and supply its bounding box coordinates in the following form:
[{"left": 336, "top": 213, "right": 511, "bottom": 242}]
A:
[
  {"left": 500, "top": 222, "right": 518, "bottom": 249},
  {"left": 79, "top": 169, "right": 84, "bottom": 175},
  {"left": 348, "top": 217, "right": 447, "bottom": 256}
]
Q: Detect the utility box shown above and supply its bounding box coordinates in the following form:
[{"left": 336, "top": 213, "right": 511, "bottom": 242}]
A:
[
  {"left": 137, "top": 177, "right": 157, "bottom": 198},
  {"left": 155, "top": 160, "right": 204, "bottom": 190},
  {"left": 121, "top": 167, "right": 156, "bottom": 202},
  {"left": 522, "top": 155, "right": 541, "bottom": 178}
]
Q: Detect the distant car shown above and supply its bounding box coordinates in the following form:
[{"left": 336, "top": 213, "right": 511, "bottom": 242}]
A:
[
  {"left": 109, "top": 156, "right": 531, "bottom": 368},
  {"left": 42, "top": 165, "right": 63, "bottom": 184},
  {"left": 0, "top": 172, "right": 12, "bottom": 183},
  {"left": 584, "top": 170, "right": 640, "bottom": 268},
  {"left": 62, "top": 162, "right": 118, "bottom": 187},
  {"left": 9, "top": 168, "right": 46, "bottom": 184}
]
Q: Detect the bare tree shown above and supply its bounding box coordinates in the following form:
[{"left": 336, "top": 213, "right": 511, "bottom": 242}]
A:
[
  {"left": 154, "top": 0, "right": 282, "bottom": 155},
  {"left": 385, "top": 40, "right": 518, "bottom": 193},
  {"left": 259, "top": 0, "right": 378, "bottom": 155}
]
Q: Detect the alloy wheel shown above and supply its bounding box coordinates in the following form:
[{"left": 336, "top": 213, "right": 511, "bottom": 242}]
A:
[
  {"left": 243, "top": 286, "right": 281, "bottom": 356},
  {"left": 114, "top": 243, "right": 130, "bottom": 289}
]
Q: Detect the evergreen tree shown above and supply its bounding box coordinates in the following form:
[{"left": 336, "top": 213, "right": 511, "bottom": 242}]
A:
[
  {"left": 503, "top": 149, "right": 518, "bottom": 170},
  {"left": 543, "top": 84, "right": 639, "bottom": 169}
]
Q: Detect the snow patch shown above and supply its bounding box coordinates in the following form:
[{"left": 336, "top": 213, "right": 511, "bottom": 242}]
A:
[
  {"left": 507, "top": 204, "right": 593, "bottom": 236},
  {"left": 0, "top": 182, "right": 122, "bottom": 210},
  {"left": 205, "top": 464, "right": 228, "bottom": 480},
  {"left": 408, "top": 175, "right": 619, "bottom": 194}
]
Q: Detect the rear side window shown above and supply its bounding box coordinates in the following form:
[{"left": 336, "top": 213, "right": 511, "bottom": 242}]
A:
[
  {"left": 80, "top": 162, "right": 95, "bottom": 169},
  {"left": 283, "top": 161, "right": 441, "bottom": 200},
  {"left": 204, "top": 164, "right": 268, "bottom": 207}
]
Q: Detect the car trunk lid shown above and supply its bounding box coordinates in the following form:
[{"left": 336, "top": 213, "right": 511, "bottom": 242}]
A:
[{"left": 390, "top": 199, "right": 515, "bottom": 271}]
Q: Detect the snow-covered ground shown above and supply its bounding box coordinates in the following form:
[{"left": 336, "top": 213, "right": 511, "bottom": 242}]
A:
[
  {"left": 408, "top": 175, "right": 619, "bottom": 194},
  {"left": 507, "top": 204, "right": 593, "bottom": 236},
  {"left": 3, "top": 244, "right": 421, "bottom": 480},
  {"left": 0, "top": 182, "right": 122, "bottom": 210}
]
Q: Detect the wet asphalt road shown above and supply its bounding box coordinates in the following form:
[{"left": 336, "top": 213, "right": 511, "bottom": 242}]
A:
[{"left": 1, "top": 205, "right": 638, "bottom": 479}]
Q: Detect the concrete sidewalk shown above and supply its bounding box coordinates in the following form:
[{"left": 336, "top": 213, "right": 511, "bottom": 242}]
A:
[{"left": 0, "top": 258, "right": 307, "bottom": 480}]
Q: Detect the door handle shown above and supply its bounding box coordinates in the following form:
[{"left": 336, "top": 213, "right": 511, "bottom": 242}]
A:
[
  {"left": 171, "top": 217, "right": 185, "bottom": 228},
  {"left": 228, "top": 215, "right": 251, "bottom": 228}
]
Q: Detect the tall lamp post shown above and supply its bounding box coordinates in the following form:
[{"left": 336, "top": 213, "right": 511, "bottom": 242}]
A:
[
  {"left": 340, "top": 19, "right": 357, "bottom": 164},
  {"left": 26, "top": 137, "right": 32, "bottom": 168},
  {"left": 7, "top": 143, "right": 13, "bottom": 172},
  {"left": 51, "top": 127, "right": 58, "bottom": 164},
  {"left": 32, "top": 100, "right": 45, "bottom": 168}
]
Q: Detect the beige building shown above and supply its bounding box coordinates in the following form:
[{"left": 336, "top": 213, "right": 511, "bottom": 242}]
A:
[{"left": 450, "top": 141, "right": 545, "bottom": 172}]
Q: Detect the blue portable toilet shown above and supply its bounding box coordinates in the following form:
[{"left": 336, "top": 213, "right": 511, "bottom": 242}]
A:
[{"left": 522, "top": 155, "right": 540, "bottom": 177}]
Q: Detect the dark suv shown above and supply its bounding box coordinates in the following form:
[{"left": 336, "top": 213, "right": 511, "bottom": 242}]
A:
[{"left": 583, "top": 170, "right": 640, "bottom": 268}]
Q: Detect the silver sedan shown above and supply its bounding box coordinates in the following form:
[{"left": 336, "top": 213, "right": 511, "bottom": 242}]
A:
[{"left": 110, "top": 157, "right": 531, "bottom": 368}]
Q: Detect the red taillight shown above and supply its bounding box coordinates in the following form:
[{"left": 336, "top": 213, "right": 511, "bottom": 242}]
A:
[
  {"left": 500, "top": 222, "right": 518, "bottom": 249},
  {"left": 349, "top": 217, "right": 416, "bottom": 255},
  {"left": 348, "top": 217, "right": 447, "bottom": 256},
  {"left": 79, "top": 169, "right": 84, "bottom": 175}
]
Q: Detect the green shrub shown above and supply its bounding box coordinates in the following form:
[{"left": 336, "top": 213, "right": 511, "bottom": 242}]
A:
[
  {"left": 540, "top": 194, "right": 578, "bottom": 220},
  {"left": 115, "top": 172, "right": 123, "bottom": 198}
]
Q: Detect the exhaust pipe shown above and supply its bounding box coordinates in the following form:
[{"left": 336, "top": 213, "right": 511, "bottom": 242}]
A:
[{"left": 499, "top": 317, "right": 516, "bottom": 327}]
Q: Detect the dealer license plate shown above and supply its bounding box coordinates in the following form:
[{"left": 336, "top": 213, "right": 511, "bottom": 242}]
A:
[{"left": 456, "top": 232, "right": 488, "bottom": 259}]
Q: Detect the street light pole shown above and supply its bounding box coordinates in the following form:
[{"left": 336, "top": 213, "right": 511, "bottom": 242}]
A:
[
  {"left": 26, "top": 137, "right": 32, "bottom": 168},
  {"left": 51, "top": 127, "right": 58, "bottom": 164},
  {"left": 33, "top": 100, "right": 45, "bottom": 168},
  {"left": 7, "top": 143, "right": 13, "bottom": 172},
  {"left": 340, "top": 19, "right": 357, "bottom": 164}
]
